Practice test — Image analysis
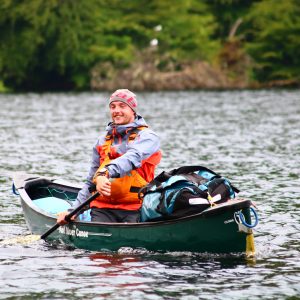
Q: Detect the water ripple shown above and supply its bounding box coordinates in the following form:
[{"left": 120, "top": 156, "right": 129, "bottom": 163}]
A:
[{"left": 0, "top": 90, "right": 299, "bottom": 299}]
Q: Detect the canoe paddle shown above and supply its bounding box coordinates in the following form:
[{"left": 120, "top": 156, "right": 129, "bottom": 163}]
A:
[
  {"left": 0, "top": 191, "right": 99, "bottom": 245},
  {"left": 40, "top": 191, "right": 99, "bottom": 240}
]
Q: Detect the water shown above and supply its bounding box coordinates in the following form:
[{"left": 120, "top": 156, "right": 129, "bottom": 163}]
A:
[{"left": 0, "top": 90, "right": 299, "bottom": 299}]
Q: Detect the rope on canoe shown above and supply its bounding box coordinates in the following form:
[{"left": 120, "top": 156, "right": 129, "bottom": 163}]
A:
[
  {"left": 37, "top": 187, "right": 76, "bottom": 201},
  {"left": 234, "top": 207, "right": 259, "bottom": 229},
  {"left": 12, "top": 183, "right": 19, "bottom": 195}
]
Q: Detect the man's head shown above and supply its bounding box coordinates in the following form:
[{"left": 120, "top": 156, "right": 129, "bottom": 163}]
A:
[
  {"left": 109, "top": 89, "right": 137, "bottom": 125},
  {"left": 109, "top": 89, "right": 137, "bottom": 112}
]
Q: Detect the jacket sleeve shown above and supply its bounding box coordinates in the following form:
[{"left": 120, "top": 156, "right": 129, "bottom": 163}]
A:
[
  {"left": 105, "top": 129, "right": 160, "bottom": 178},
  {"left": 68, "top": 138, "right": 102, "bottom": 210}
]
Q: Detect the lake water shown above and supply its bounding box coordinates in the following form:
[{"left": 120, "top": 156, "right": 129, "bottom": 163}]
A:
[{"left": 0, "top": 90, "right": 299, "bottom": 299}]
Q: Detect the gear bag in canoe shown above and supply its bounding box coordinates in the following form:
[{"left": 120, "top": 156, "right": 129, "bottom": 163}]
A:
[{"left": 139, "top": 166, "right": 240, "bottom": 222}]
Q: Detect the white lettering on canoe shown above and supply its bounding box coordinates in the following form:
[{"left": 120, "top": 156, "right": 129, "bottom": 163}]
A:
[
  {"left": 224, "top": 219, "right": 234, "bottom": 224},
  {"left": 88, "top": 232, "right": 112, "bottom": 237},
  {"left": 76, "top": 228, "right": 89, "bottom": 238},
  {"left": 58, "top": 226, "right": 112, "bottom": 238},
  {"left": 58, "top": 226, "right": 89, "bottom": 238}
]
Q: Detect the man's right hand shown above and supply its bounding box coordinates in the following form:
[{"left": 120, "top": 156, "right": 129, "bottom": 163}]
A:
[
  {"left": 57, "top": 211, "right": 75, "bottom": 225},
  {"left": 95, "top": 176, "right": 111, "bottom": 196}
]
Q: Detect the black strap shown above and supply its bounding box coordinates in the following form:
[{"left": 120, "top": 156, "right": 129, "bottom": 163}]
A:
[
  {"left": 140, "top": 166, "right": 219, "bottom": 196},
  {"left": 139, "top": 165, "right": 240, "bottom": 198},
  {"left": 130, "top": 186, "right": 141, "bottom": 193},
  {"left": 169, "top": 165, "right": 220, "bottom": 177}
]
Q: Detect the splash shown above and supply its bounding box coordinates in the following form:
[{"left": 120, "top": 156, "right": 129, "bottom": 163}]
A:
[{"left": 0, "top": 234, "right": 41, "bottom": 246}]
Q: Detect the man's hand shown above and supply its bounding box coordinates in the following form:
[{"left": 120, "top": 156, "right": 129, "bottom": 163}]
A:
[
  {"left": 57, "top": 211, "right": 75, "bottom": 225},
  {"left": 95, "top": 176, "right": 111, "bottom": 196}
]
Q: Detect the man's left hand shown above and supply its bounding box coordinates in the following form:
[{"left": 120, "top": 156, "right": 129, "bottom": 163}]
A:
[{"left": 95, "top": 176, "right": 111, "bottom": 196}]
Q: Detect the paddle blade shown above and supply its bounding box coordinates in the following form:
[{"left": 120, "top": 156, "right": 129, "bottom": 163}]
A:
[{"left": 0, "top": 234, "right": 41, "bottom": 245}]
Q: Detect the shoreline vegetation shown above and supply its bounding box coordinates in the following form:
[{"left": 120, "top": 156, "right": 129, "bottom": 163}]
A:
[
  {"left": 90, "top": 48, "right": 299, "bottom": 92},
  {"left": 0, "top": 0, "right": 299, "bottom": 93},
  {"left": 1, "top": 59, "right": 299, "bottom": 93}
]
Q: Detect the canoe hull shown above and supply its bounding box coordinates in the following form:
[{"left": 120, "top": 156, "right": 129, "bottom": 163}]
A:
[{"left": 16, "top": 174, "right": 255, "bottom": 253}]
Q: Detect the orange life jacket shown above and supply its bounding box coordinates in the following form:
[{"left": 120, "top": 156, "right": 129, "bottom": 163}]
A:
[{"left": 91, "top": 126, "right": 161, "bottom": 210}]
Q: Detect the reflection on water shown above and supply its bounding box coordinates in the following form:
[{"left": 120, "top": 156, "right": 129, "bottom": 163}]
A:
[{"left": 0, "top": 90, "right": 299, "bottom": 299}]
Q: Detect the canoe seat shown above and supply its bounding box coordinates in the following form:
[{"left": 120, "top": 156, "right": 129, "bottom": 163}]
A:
[{"left": 33, "top": 196, "right": 91, "bottom": 221}]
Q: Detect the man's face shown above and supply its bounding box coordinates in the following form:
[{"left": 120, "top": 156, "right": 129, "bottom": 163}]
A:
[{"left": 109, "top": 101, "right": 135, "bottom": 125}]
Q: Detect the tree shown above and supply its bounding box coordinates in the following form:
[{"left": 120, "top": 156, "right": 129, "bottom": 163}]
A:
[
  {"left": 0, "top": 0, "right": 129, "bottom": 90},
  {"left": 92, "top": 1, "right": 219, "bottom": 64},
  {"left": 203, "top": 0, "right": 257, "bottom": 40},
  {"left": 0, "top": 0, "right": 218, "bottom": 91},
  {"left": 244, "top": 0, "right": 300, "bottom": 82}
]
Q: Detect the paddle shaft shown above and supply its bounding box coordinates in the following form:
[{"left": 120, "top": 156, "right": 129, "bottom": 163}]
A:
[{"left": 40, "top": 191, "right": 99, "bottom": 240}]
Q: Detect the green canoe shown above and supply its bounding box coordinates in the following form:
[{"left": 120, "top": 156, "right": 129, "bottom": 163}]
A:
[{"left": 13, "top": 173, "right": 257, "bottom": 255}]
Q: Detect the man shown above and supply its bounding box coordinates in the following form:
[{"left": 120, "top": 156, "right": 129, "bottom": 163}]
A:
[{"left": 57, "top": 89, "right": 161, "bottom": 224}]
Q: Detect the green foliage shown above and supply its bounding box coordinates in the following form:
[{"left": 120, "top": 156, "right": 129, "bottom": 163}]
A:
[
  {"left": 92, "top": 1, "right": 219, "bottom": 62},
  {"left": 0, "top": 0, "right": 299, "bottom": 90},
  {"left": 0, "top": 0, "right": 218, "bottom": 91},
  {"left": 244, "top": 0, "right": 300, "bottom": 81},
  {"left": 0, "top": 80, "right": 10, "bottom": 92},
  {"left": 0, "top": 0, "right": 127, "bottom": 90},
  {"left": 151, "top": 1, "right": 219, "bottom": 61},
  {"left": 203, "top": 0, "right": 257, "bottom": 40}
]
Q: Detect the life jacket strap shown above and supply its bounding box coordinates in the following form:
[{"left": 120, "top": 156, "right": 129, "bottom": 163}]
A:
[{"left": 129, "top": 186, "right": 142, "bottom": 193}]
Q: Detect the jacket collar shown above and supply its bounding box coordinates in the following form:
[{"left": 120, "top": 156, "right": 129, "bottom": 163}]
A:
[{"left": 106, "top": 115, "right": 148, "bottom": 136}]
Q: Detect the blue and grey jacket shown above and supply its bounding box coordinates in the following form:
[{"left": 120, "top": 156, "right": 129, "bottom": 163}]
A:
[{"left": 72, "top": 115, "right": 160, "bottom": 208}]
